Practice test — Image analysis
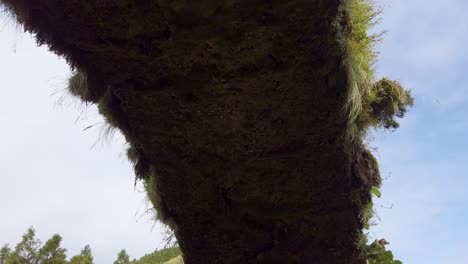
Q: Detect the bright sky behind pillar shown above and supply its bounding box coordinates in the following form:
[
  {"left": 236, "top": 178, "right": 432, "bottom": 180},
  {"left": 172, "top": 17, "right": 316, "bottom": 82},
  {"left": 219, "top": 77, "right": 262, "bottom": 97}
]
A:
[
  {"left": 371, "top": 0, "right": 468, "bottom": 263},
  {"left": 2, "top": 0, "right": 468, "bottom": 263},
  {"left": 0, "top": 13, "right": 165, "bottom": 264}
]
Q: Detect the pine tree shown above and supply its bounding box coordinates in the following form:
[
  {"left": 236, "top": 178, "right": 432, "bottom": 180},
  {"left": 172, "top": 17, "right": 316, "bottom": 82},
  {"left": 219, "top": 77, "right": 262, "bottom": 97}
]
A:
[
  {"left": 6, "top": 227, "right": 41, "bottom": 264},
  {"left": 38, "top": 234, "right": 67, "bottom": 264},
  {"left": 113, "top": 250, "right": 130, "bottom": 264},
  {"left": 68, "top": 245, "right": 93, "bottom": 264},
  {"left": 0, "top": 245, "right": 11, "bottom": 264}
]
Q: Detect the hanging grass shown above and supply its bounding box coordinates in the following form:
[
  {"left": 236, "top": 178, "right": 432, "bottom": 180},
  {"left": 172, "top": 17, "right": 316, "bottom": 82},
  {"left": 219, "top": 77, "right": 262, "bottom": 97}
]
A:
[
  {"left": 67, "top": 71, "right": 89, "bottom": 101},
  {"left": 343, "top": 0, "right": 413, "bottom": 142},
  {"left": 343, "top": 2, "right": 411, "bottom": 263}
]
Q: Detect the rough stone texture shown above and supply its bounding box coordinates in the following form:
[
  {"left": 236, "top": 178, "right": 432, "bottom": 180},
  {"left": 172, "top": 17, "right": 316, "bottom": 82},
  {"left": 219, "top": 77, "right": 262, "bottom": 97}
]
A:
[{"left": 1, "top": 0, "right": 371, "bottom": 263}]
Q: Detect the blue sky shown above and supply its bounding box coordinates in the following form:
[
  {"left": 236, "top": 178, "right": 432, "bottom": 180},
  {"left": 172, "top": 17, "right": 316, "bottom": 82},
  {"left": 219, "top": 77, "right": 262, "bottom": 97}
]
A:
[
  {"left": 369, "top": 0, "right": 468, "bottom": 263},
  {"left": 0, "top": 13, "right": 164, "bottom": 263},
  {"left": 1, "top": 1, "right": 468, "bottom": 263}
]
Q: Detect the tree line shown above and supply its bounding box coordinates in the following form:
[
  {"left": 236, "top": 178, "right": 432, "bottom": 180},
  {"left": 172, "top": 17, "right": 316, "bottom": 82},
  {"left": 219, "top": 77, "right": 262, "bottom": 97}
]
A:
[{"left": 0, "top": 227, "right": 138, "bottom": 264}]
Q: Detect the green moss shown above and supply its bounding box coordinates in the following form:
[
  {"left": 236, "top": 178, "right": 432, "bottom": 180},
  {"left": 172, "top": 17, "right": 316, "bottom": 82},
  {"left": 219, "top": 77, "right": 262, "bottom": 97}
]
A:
[
  {"left": 67, "top": 71, "right": 90, "bottom": 102},
  {"left": 97, "top": 97, "right": 116, "bottom": 129},
  {"left": 143, "top": 173, "right": 177, "bottom": 230},
  {"left": 126, "top": 144, "right": 139, "bottom": 165},
  {"left": 366, "top": 78, "right": 414, "bottom": 130}
]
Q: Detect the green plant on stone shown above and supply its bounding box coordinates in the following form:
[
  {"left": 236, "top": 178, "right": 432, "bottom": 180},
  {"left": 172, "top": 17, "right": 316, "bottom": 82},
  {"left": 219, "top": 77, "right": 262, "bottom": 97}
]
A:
[
  {"left": 361, "top": 236, "right": 402, "bottom": 264},
  {"left": 363, "top": 78, "right": 414, "bottom": 130},
  {"left": 343, "top": 0, "right": 382, "bottom": 130},
  {"left": 345, "top": 2, "right": 412, "bottom": 260},
  {"left": 68, "top": 71, "right": 90, "bottom": 102},
  {"left": 359, "top": 187, "right": 402, "bottom": 264},
  {"left": 344, "top": 0, "right": 413, "bottom": 142}
]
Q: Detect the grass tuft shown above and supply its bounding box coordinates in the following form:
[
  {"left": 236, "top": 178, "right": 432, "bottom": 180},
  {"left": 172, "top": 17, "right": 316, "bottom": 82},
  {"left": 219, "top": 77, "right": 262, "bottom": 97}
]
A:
[
  {"left": 343, "top": 2, "right": 412, "bottom": 263},
  {"left": 343, "top": 0, "right": 413, "bottom": 142},
  {"left": 67, "top": 71, "right": 90, "bottom": 101}
]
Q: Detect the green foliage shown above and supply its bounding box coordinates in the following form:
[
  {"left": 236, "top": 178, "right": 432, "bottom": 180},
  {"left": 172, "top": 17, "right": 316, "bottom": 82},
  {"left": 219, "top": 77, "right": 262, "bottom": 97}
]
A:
[
  {"left": 0, "top": 245, "right": 11, "bottom": 264},
  {"left": 348, "top": 0, "right": 381, "bottom": 80},
  {"left": 362, "top": 237, "right": 402, "bottom": 264},
  {"left": 370, "top": 186, "right": 381, "bottom": 198},
  {"left": 344, "top": 0, "right": 413, "bottom": 141},
  {"left": 113, "top": 250, "right": 130, "bottom": 264},
  {"left": 68, "top": 245, "right": 93, "bottom": 264},
  {"left": 343, "top": 0, "right": 381, "bottom": 130},
  {"left": 130, "top": 247, "right": 181, "bottom": 264},
  {"left": 6, "top": 227, "right": 41, "bottom": 264},
  {"left": 359, "top": 188, "right": 402, "bottom": 264},
  {"left": 114, "top": 250, "right": 130, "bottom": 264},
  {"left": 360, "top": 78, "right": 414, "bottom": 130},
  {"left": 344, "top": 2, "right": 411, "bottom": 260},
  {"left": 1, "top": 227, "right": 183, "bottom": 264},
  {"left": 2, "top": 227, "right": 96, "bottom": 264},
  {"left": 38, "top": 235, "right": 67, "bottom": 264},
  {"left": 67, "top": 71, "right": 90, "bottom": 102}
]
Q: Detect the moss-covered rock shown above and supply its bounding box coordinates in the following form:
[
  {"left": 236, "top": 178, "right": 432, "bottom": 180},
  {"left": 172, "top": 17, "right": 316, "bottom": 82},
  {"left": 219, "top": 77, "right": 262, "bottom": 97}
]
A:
[{"left": 0, "top": 0, "right": 410, "bottom": 263}]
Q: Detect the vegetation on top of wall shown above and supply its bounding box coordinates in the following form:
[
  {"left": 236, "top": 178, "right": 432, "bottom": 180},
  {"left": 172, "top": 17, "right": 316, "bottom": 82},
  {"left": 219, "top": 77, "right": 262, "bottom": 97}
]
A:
[
  {"left": 345, "top": 1, "right": 410, "bottom": 263},
  {"left": 344, "top": 0, "right": 413, "bottom": 142}
]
